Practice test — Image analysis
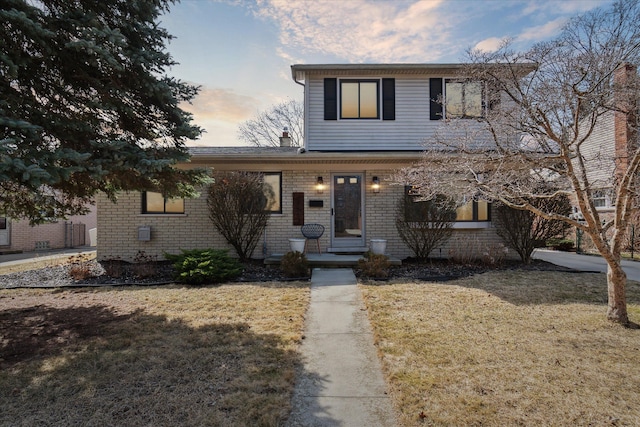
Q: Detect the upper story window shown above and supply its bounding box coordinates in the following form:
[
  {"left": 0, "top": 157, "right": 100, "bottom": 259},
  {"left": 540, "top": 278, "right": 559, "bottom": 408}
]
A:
[
  {"left": 341, "top": 80, "right": 379, "bottom": 119},
  {"left": 324, "top": 78, "right": 395, "bottom": 121},
  {"left": 445, "top": 80, "right": 483, "bottom": 119},
  {"left": 592, "top": 189, "right": 614, "bottom": 209},
  {"left": 142, "top": 192, "right": 184, "bottom": 214},
  {"left": 430, "top": 78, "right": 487, "bottom": 120}
]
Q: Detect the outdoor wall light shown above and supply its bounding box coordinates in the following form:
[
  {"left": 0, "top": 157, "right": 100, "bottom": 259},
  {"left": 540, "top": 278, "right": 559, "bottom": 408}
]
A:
[
  {"left": 372, "top": 176, "right": 380, "bottom": 193},
  {"left": 316, "top": 176, "right": 324, "bottom": 193}
]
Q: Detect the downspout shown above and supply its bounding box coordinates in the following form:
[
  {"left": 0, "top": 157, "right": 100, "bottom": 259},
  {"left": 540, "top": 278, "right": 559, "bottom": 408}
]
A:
[{"left": 291, "top": 67, "right": 307, "bottom": 150}]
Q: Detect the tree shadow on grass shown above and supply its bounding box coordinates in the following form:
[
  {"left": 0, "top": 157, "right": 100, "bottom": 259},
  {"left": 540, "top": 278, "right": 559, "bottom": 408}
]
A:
[
  {"left": 0, "top": 304, "right": 323, "bottom": 426},
  {"left": 378, "top": 268, "right": 640, "bottom": 310}
]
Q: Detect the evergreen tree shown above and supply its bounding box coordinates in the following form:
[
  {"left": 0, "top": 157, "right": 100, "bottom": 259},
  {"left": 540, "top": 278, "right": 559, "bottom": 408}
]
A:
[{"left": 0, "top": 0, "right": 208, "bottom": 223}]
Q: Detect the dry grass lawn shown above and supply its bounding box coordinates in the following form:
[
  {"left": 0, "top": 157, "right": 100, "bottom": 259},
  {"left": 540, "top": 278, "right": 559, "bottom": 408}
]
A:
[
  {"left": 0, "top": 282, "right": 309, "bottom": 426},
  {"left": 361, "top": 271, "right": 640, "bottom": 426}
]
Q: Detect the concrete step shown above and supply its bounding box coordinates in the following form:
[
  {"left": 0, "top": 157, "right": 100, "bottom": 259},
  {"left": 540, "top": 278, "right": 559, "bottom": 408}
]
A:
[
  {"left": 327, "top": 246, "right": 369, "bottom": 254},
  {"left": 264, "top": 253, "right": 401, "bottom": 267}
]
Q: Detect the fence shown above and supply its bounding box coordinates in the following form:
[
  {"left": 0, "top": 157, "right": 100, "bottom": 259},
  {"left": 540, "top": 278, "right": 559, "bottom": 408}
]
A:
[{"left": 64, "top": 222, "right": 86, "bottom": 248}]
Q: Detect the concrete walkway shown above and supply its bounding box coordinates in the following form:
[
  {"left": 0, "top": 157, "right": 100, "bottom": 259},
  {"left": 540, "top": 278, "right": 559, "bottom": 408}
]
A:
[
  {"left": 287, "top": 268, "right": 397, "bottom": 427},
  {"left": 533, "top": 248, "right": 640, "bottom": 282}
]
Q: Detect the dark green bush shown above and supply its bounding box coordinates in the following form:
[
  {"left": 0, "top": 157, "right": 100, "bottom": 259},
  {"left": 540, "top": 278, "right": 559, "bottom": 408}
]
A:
[
  {"left": 280, "top": 251, "right": 309, "bottom": 278},
  {"left": 164, "top": 249, "right": 242, "bottom": 285},
  {"left": 546, "top": 238, "right": 575, "bottom": 252},
  {"left": 357, "top": 252, "right": 391, "bottom": 279}
]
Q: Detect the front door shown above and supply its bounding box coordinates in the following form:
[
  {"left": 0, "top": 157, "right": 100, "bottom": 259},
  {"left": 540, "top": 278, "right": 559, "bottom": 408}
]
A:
[{"left": 331, "top": 174, "right": 364, "bottom": 248}]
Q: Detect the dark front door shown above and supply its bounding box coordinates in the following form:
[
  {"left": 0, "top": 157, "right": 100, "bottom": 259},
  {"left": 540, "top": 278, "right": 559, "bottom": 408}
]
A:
[{"left": 331, "top": 174, "right": 364, "bottom": 248}]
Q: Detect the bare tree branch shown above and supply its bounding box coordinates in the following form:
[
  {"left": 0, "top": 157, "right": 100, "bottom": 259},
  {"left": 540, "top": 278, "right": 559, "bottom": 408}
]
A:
[
  {"left": 237, "top": 99, "right": 303, "bottom": 147},
  {"left": 394, "top": 0, "right": 640, "bottom": 325}
]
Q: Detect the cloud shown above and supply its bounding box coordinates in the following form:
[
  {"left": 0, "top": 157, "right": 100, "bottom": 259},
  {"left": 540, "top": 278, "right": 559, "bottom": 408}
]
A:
[
  {"left": 522, "top": 0, "right": 611, "bottom": 16},
  {"left": 474, "top": 37, "right": 504, "bottom": 53},
  {"left": 183, "top": 86, "right": 257, "bottom": 122},
  {"left": 517, "top": 17, "right": 567, "bottom": 41},
  {"left": 252, "top": 0, "right": 457, "bottom": 62}
]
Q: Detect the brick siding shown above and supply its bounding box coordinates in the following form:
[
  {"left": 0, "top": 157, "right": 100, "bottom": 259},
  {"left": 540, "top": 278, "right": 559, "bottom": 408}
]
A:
[{"left": 98, "top": 169, "right": 514, "bottom": 262}]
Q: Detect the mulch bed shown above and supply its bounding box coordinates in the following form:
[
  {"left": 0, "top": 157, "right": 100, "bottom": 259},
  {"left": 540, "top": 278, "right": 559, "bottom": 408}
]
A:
[{"left": 1, "top": 257, "right": 579, "bottom": 289}]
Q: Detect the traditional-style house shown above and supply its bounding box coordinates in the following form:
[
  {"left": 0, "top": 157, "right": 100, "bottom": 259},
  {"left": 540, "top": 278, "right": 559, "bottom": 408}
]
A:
[
  {"left": 574, "top": 63, "right": 638, "bottom": 218},
  {"left": 96, "top": 64, "right": 524, "bottom": 262}
]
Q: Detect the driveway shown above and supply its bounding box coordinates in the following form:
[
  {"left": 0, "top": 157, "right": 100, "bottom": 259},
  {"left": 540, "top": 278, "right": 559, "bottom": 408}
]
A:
[{"left": 533, "top": 248, "right": 640, "bottom": 282}]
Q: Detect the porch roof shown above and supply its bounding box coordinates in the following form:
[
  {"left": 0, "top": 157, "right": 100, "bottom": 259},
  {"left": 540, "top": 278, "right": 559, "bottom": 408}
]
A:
[{"left": 187, "top": 146, "right": 424, "bottom": 170}]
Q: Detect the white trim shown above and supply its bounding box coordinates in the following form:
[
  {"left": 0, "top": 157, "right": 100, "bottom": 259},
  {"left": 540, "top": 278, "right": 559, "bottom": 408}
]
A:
[
  {"left": 137, "top": 214, "right": 188, "bottom": 218},
  {"left": 452, "top": 222, "right": 492, "bottom": 229}
]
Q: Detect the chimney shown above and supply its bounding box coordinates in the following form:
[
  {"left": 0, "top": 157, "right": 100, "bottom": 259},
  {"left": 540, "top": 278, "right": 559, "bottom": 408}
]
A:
[
  {"left": 279, "top": 126, "right": 291, "bottom": 147},
  {"left": 614, "top": 63, "right": 638, "bottom": 182}
]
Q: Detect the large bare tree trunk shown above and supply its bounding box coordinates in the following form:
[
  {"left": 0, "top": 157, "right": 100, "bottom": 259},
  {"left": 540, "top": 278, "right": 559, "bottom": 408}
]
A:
[{"left": 606, "top": 262, "right": 629, "bottom": 324}]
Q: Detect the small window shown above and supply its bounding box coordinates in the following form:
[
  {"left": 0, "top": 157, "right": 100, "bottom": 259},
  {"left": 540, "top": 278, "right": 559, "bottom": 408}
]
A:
[
  {"left": 142, "top": 192, "right": 184, "bottom": 214},
  {"left": 263, "top": 172, "right": 282, "bottom": 213},
  {"left": 341, "top": 80, "right": 379, "bottom": 119},
  {"left": 445, "top": 80, "right": 484, "bottom": 119},
  {"left": 593, "top": 189, "right": 612, "bottom": 209},
  {"left": 0, "top": 217, "right": 7, "bottom": 229}
]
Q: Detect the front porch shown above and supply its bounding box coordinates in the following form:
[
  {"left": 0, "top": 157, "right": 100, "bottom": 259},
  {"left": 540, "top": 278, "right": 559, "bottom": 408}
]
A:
[{"left": 264, "top": 252, "right": 402, "bottom": 267}]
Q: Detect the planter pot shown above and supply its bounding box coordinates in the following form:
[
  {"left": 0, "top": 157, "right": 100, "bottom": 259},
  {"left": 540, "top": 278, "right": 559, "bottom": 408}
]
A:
[
  {"left": 370, "top": 239, "right": 387, "bottom": 255},
  {"left": 288, "top": 238, "right": 306, "bottom": 253}
]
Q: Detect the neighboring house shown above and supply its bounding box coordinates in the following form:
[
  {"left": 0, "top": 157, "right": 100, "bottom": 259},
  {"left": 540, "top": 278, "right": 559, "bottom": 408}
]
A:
[
  {"left": 0, "top": 204, "right": 97, "bottom": 253},
  {"left": 97, "top": 64, "right": 518, "bottom": 262},
  {"left": 576, "top": 63, "right": 638, "bottom": 218}
]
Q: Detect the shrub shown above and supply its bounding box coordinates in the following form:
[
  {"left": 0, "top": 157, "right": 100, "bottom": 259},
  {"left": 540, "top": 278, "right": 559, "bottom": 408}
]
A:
[
  {"left": 447, "top": 236, "right": 507, "bottom": 265},
  {"left": 280, "top": 251, "right": 309, "bottom": 278},
  {"left": 164, "top": 249, "right": 242, "bottom": 285},
  {"left": 493, "top": 195, "right": 571, "bottom": 263},
  {"left": 207, "top": 171, "right": 272, "bottom": 262},
  {"left": 546, "top": 238, "right": 575, "bottom": 252},
  {"left": 481, "top": 242, "right": 509, "bottom": 266},
  {"left": 395, "top": 193, "right": 456, "bottom": 261},
  {"left": 448, "top": 235, "right": 482, "bottom": 264},
  {"left": 357, "top": 252, "right": 390, "bottom": 279},
  {"left": 67, "top": 254, "right": 94, "bottom": 280}
]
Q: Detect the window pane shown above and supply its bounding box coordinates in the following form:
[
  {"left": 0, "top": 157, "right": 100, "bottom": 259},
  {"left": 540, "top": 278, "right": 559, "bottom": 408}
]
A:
[
  {"left": 445, "top": 81, "right": 463, "bottom": 118},
  {"left": 145, "top": 192, "right": 165, "bottom": 213},
  {"left": 263, "top": 173, "right": 281, "bottom": 212},
  {"left": 0, "top": 217, "right": 6, "bottom": 229},
  {"left": 465, "top": 81, "right": 483, "bottom": 118},
  {"left": 456, "top": 201, "right": 473, "bottom": 221},
  {"left": 341, "top": 82, "right": 359, "bottom": 118},
  {"left": 165, "top": 198, "right": 185, "bottom": 213},
  {"left": 477, "top": 200, "right": 489, "bottom": 221},
  {"left": 359, "top": 82, "right": 378, "bottom": 118}
]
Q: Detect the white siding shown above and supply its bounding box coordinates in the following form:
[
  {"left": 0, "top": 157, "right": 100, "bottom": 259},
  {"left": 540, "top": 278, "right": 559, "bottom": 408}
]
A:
[
  {"left": 306, "top": 74, "right": 493, "bottom": 151},
  {"left": 579, "top": 110, "right": 616, "bottom": 188},
  {"left": 306, "top": 75, "right": 434, "bottom": 150}
]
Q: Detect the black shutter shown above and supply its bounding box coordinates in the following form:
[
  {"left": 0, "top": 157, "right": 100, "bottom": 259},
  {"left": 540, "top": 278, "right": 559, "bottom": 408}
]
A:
[
  {"left": 324, "top": 78, "right": 337, "bottom": 120},
  {"left": 488, "top": 83, "right": 501, "bottom": 112},
  {"left": 429, "top": 78, "right": 443, "bottom": 120},
  {"left": 292, "top": 192, "right": 305, "bottom": 226},
  {"left": 382, "top": 78, "right": 395, "bottom": 120}
]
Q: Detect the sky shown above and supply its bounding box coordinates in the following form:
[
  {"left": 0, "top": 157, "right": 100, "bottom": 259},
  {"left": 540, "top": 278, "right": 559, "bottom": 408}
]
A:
[{"left": 160, "top": 0, "right": 614, "bottom": 147}]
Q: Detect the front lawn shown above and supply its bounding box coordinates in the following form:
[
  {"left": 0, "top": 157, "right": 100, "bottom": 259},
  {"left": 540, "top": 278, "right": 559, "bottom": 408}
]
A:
[
  {"left": 361, "top": 271, "right": 640, "bottom": 426},
  {"left": 0, "top": 282, "right": 309, "bottom": 426}
]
